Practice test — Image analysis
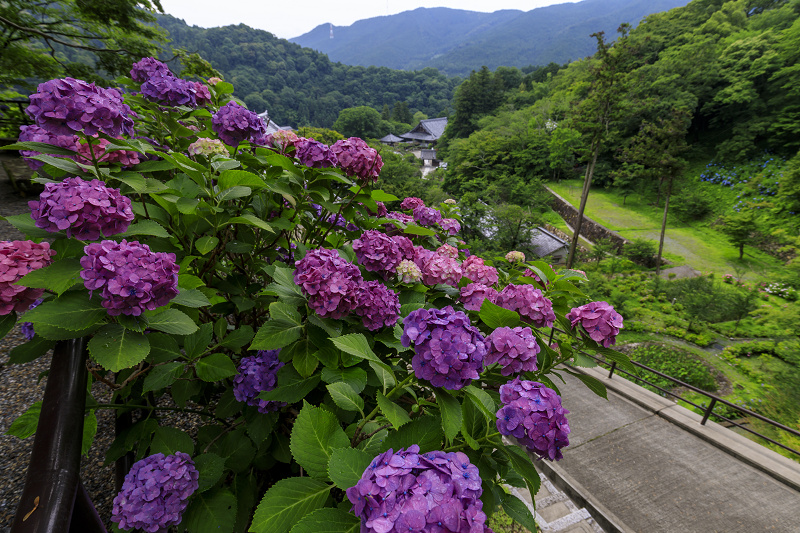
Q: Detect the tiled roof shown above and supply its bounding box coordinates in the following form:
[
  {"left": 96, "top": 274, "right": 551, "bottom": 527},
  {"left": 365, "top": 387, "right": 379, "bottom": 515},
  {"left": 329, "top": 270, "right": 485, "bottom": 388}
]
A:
[
  {"left": 530, "top": 227, "right": 569, "bottom": 257},
  {"left": 401, "top": 117, "right": 448, "bottom": 142},
  {"left": 380, "top": 133, "right": 405, "bottom": 143}
]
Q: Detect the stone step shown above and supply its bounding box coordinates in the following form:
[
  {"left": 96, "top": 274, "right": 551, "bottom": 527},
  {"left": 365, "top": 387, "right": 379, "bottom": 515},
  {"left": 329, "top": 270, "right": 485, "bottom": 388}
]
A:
[{"left": 507, "top": 474, "right": 604, "bottom": 533}]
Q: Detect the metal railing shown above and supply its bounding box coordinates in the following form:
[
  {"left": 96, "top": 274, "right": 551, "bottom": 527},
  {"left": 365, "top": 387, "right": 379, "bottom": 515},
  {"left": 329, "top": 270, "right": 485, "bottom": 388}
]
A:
[{"left": 574, "top": 345, "right": 800, "bottom": 459}]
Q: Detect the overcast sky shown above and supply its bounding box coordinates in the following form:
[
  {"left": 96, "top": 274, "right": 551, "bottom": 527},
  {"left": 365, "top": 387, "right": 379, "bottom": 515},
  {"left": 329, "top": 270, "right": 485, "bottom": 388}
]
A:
[{"left": 158, "top": 0, "right": 580, "bottom": 40}]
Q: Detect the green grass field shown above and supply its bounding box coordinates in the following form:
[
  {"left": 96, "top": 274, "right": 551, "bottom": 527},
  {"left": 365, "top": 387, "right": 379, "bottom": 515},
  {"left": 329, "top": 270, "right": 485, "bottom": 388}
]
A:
[{"left": 547, "top": 180, "right": 784, "bottom": 279}]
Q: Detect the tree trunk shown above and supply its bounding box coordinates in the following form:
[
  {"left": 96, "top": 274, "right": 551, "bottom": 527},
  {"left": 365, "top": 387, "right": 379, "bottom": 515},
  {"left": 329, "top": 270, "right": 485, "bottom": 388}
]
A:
[
  {"left": 566, "top": 145, "right": 599, "bottom": 268},
  {"left": 655, "top": 177, "right": 672, "bottom": 277},
  {"left": 739, "top": 243, "right": 744, "bottom": 259}
]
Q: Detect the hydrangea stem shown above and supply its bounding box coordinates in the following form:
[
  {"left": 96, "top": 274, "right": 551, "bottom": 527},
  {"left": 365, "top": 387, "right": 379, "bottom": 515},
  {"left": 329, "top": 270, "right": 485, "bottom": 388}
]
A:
[{"left": 352, "top": 372, "right": 415, "bottom": 446}]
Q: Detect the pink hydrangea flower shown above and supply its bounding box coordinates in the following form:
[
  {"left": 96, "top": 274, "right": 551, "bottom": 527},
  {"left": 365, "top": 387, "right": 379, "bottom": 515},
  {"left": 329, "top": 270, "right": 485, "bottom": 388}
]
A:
[
  {"left": 330, "top": 137, "right": 383, "bottom": 183},
  {"left": 462, "top": 256, "right": 498, "bottom": 286},
  {"left": 440, "top": 218, "right": 461, "bottom": 235},
  {"left": 355, "top": 280, "right": 401, "bottom": 331},
  {"left": 566, "top": 301, "right": 624, "bottom": 347},
  {"left": 484, "top": 326, "right": 540, "bottom": 375},
  {"left": 460, "top": 283, "right": 498, "bottom": 311},
  {"left": 496, "top": 284, "right": 555, "bottom": 328},
  {"left": 421, "top": 254, "right": 462, "bottom": 286},
  {"left": 400, "top": 197, "right": 425, "bottom": 210},
  {"left": 436, "top": 244, "right": 458, "bottom": 259},
  {"left": 352, "top": 230, "right": 403, "bottom": 277},
  {"left": 0, "top": 241, "right": 56, "bottom": 315},
  {"left": 294, "top": 248, "right": 363, "bottom": 319},
  {"left": 75, "top": 138, "right": 140, "bottom": 167}
]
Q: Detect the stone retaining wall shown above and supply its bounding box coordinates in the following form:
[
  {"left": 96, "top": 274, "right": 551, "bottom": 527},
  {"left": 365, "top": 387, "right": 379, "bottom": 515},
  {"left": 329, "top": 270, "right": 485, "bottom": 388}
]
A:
[{"left": 546, "top": 186, "right": 628, "bottom": 252}]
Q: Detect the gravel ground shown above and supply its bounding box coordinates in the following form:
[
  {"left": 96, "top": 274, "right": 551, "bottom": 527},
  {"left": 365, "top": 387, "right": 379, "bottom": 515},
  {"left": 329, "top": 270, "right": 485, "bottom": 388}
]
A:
[{"left": 0, "top": 156, "right": 117, "bottom": 528}]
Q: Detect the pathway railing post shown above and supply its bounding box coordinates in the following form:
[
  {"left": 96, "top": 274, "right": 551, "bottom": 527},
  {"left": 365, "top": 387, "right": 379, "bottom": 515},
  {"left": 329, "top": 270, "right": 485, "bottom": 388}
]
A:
[
  {"left": 608, "top": 361, "right": 617, "bottom": 379},
  {"left": 701, "top": 398, "right": 718, "bottom": 426}
]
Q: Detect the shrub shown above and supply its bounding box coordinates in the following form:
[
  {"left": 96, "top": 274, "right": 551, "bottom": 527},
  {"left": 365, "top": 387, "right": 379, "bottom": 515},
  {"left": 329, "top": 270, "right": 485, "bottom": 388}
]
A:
[
  {"left": 624, "top": 238, "right": 657, "bottom": 268},
  {"left": 629, "top": 344, "right": 717, "bottom": 393}
]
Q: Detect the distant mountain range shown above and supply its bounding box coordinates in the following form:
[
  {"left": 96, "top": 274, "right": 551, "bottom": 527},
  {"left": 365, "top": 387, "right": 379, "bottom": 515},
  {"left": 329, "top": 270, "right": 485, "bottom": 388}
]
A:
[{"left": 291, "top": 0, "right": 691, "bottom": 76}]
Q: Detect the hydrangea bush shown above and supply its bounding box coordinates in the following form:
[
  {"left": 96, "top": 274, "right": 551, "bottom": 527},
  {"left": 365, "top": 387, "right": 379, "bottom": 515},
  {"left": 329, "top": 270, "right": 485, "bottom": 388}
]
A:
[{"left": 1, "top": 59, "right": 631, "bottom": 533}]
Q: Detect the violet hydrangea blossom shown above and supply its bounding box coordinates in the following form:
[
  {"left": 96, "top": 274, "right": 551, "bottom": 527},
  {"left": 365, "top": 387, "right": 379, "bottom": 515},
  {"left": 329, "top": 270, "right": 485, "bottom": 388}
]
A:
[
  {"left": 355, "top": 280, "right": 401, "bottom": 331},
  {"left": 400, "top": 197, "right": 425, "bottom": 211},
  {"left": 496, "top": 284, "right": 556, "bottom": 328},
  {"left": 293, "top": 248, "right": 363, "bottom": 319},
  {"left": 462, "top": 256, "right": 499, "bottom": 286},
  {"left": 392, "top": 235, "right": 415, "bottom": 261},
  {"left": 0, "top": 241, "right": 55, "bottom": 315},
  {"left": 111, "top": 452, "right": 199, "bottom": 532},
  {"left": 26, "top": 77, "right": 135, "bottom": 138},
  {"left": 496, "top": 378, "right": 570, "bottom": 461},
  {"left": 413, "top": 205, "right": 442, "bottom": 227},
  {"left": 29, "top": 177, "right": 134, "bottom": 240},
  {"left": 20, "top": 298, "right": 43, "bottom": 341},
  {"left": 233, "top": 350, "right": 286, "bottom": 413},
  {"left": 17, "top": 124, "right": 79, "bottom": 170},
  {"left": 440, "top": 218, "right": 461, "bottom": 236},
  {"left": 330, "top": 137, "right": 383, "bottom": 183},
  {"left": 346, "top": 445, "right": 489, "bottom": 533},
  {"left": 402, "top": 306, "right": 486, "bottom": 390},
  {"left": 387, "top": 211, "right": 414, "bottom": 226},
  {"left": 294, "top": 137, "right": 338, "bottom": 168},
  {"left": 130, "top": 57, "right": 173, "bottom": 83},
  {"left": 566, "top": 301, "right": 624, "bottom": 347},
  {"left": 80, "top": 240, "right": 179, "bottom": 316},
  {"left": 352, "top": 230, "right": 403, "bottom": 276},
  {"left": 140, "top": 75, "right": 204, "bottom": 107},
  {"left": 212, "top": 101, "right": 268, "bottom": 147},
  {"left": 484, "top": 326, "right": 540, "bottom": 375},
  {"left": 75, "top": 138, "right": 141, "bottom": 167},
  {"left": 459, "top": 283, "right": 499, "bottom": 312}
]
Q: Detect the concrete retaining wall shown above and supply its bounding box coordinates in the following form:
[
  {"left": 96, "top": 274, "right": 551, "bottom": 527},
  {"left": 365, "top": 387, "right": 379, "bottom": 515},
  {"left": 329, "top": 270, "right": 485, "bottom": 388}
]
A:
[{"left": 546, "top": 186, "right": 628, "bottom": 252}]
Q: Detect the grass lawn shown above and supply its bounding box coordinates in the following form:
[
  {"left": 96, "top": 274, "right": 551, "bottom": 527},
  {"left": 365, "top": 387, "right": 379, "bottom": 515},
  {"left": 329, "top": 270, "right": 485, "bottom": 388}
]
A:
[{"left": 548, "top": 180, "right": 784, "bottom": 279}]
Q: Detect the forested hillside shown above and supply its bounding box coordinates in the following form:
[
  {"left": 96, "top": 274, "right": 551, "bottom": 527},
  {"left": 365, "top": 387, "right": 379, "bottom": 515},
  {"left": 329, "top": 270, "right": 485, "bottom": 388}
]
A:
[
  {"left": 156, "top": 15, "right": 460, "bottom": 128},
  {"left": 291, "top": 0, "right": 691, "bottom": 76}
]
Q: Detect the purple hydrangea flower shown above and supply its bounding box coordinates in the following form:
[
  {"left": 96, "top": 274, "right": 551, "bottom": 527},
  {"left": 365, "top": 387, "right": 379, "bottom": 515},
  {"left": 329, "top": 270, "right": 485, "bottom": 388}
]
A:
[
  {"left": 355, "top": 280, "right": 401, "bottom": 331},
  {"left": 294, "top": 248, "right": 363, "bottom": 319},
  {"left": 402, "top": 306, "right": 486, "bottom": 390},
  {"left": 80, "top": 240, "right": 179, "bottom": 317},
  {"left": 421, "top": 253, "right": 462, "bottom": 286},
  {"left": 330, "top": 137, "right": 383, "bottom": 183},
  {"left": 353, "top": 230, "right": 403, "bottom": 276},
  {"left": 346, "top": 445, "right": 488, "bottom": 533},
  {"left": 26, "top": 78, "right": 135, "bottom": 138},
  {"left": 496, "top": 284, "right": 555, "bottom": 328},
  {"left": 440, "top": 218, "right": 461, "bottom": 236},
  {"left": 462, "top": 256, "right": 498, "bottom": 286},
  {"left": 392, "top": 235, "right": 415, "bottom": 261},
  {"left": 401, "top": 197, "right": 425, "bottom": 211},
  {"left": 294, "top": 137, "right": 338, "bottom": 168},
  {"left": 375, "top": 201, "right": 388, "bottom": 217},
  {"left": 140, "top": 75, "right": 204, "bottom": 107},
  {"left": 496, "top": 378, "right": 570, "bottom": 460},
  {"left": 192, "top": 82, "right": 212, "bottom": 106},
  {"left": 212, "top": 101, "right": 268, "bottom": 147},
  {"left": 413, "top": 206, "right": 442, "bottom": 227},
  {"left": 396, "top": 259, "right": 422, "bottom": 284},
  {"left": 112, "top": 452, "right": 199, "bottom": 532},
  {"left": 566, "top": 301, "right": 624, "bottom": 348},
  {"left": 20, "top": 298, "right": 43, "bottom": 340},
  {"left": 484, "top": 326, "right": 540, "bottom": 375},
  {"left": 387, "top": 211, "right": 414, "bottom": 226},
  {"left": 460, "top": 283, "right": 498, "bottom": 312},
  {"left": 17, "top": 124, "right": 79, "bottom": 170},
  {"left": 75, "top": 138, "right": 141, "bottom": 167},
  {"left": 130, "top": 57, "right": 173, "bottom": 83},
  {"left": 233, "top": 350, "right": 286, "bottom": 413},
  {"left": 522, "top": 268, "right": 548, "bottom": 287},
  {"left": 0, "top": 241, "right": 56, "bottom": 315},
  {"left": 29, "top": 177, "right": 134, "bottom": 240}
]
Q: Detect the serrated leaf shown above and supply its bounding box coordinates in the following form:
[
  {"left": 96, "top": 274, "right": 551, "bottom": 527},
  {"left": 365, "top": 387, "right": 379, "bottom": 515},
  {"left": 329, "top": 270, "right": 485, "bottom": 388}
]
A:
[
  {"left": 146, "top": 308, "right": 199, "bottom": 335},
  {"left": 8, "top": 337, "right": 55, "bottom": 364},
  {"left": 217, "top": 185, "right": 251, "bottom": 201},
  {"left": 147, "top": 332, "right": 181, "bottom": 363},
  {"left": 0, "top": 313, "right": 16, "bottom": 339},
  {"left": 229, "top": 214, "right": 274, "bottom": 233},
  {"left": 15, "top": 258, "right": 82, "bottom": 295},
  {"left": 142, "top": 362, "right": 184, "bottom": 392},
  {"left": 479, "top": 299, "right": 521, "bottom": 329},
  {"left": 258, "top": 365, "right": 320, "bottom": 403},
  {"left": 270, "top": 301, "right": 302, "bottom": 325},
  {"left": 194, "top": 453, "right": 227, "bottom": 493},
  {"left": 2, "top": 213, "right": 53, "bottom": 238},
  {"left": 328, "top": 448, "right": 373, "bottom": 490},
  {"left": 5, "top": 401, "right": 42, "bottom": 439},
  {"left": 88, "top": 324, "right": 150, "bottom": 372},
  {"left": 251, "top": 319, "right": 303, "bottom": 350},
  {"left": 500, "top": 492, "right": 538, "bottom": 532},
  {"left": 567, "top": 370, "right": 607, "bottom": 399},
  {"left": 320, "top": 367, "right": 367, "bottom": 394},
  {"left": 195, "top": 235, "right": 219, "bottom": 255},
  {"left": 463, "top": 385, "right": 496, "bottom": 420},
  {"left": 370, "top": 190, "right": 399, "bottom": 202},
  {"left": 171, "top": 289, "right": 211, "bottom": 308},
  {"left": 368, "top": 361, "right": 396, "bottom": 392},
  {"left": 183, "top": 487, "right": 237, "bottom": 533},
  {"left": 218, "top": 169, "right": 267, "bottom": 190},
  {"left": 3, "top": 141, "right": 77, "bottom": 156},
  {"left": 196, "top": 353, "right": 237, "bottom": 382},
  {"left": 503, "top": 445, "right": 541, "bottom": 496},
  {"left": 150, "top": 426, "right": 194, "bottom": 455},
  {"left": 289, "top": 402, "right": 349, "bottom": 480},
  {"left": 250, "top": 477, "right": 332, "bottom": 533},
  {"left": 376, "top": 391, "right": 411, "bottom": 430},
  {"left": 290, "top": 508, "right": 360, "bottom": 533},
  {"left": 81, "top": 410, "right": 97, "bottom": 457},
  {"left": 329, "top": 334, "right": 391, "bottom": 374},
  {"left": 403, "top": 225, "right": 437, "bottom": 236},
  {"left": 220, "top": 325, "right": 254, "bottom": 350},
  {"left": 381, "top": 416, "right": 443, "bottom": 453},
  {"left": 24, "top": 291, "right": 106, "bottom": 331},
  {"left": 327, "top": 382, "right": 364, "bottom": 413},
  {"left": 436, "top": 389, "right": 462, "bottom": 442}
]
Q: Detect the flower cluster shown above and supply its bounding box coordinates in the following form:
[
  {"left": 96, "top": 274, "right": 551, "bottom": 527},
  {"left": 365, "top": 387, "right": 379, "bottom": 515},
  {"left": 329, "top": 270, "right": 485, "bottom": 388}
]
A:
[
  {"left": 523, "top": 268, "right": 547, "bottom": 287},
  {"left": 26, "top": 77, "right": 135, "bottom": 138},
  {"left": 141, "top": 76, "right": 207, "bottom": 107},
  {"left": 212, "top": 101, "right": 268, "bottom": 147},
  {"left": 265, "top": 130, "right": 300, "bottom": 154},
  {"left": 496, "top": 378, "right": 570, "bottom": 460},
  {"left": 402, "top": 306, "right": 486, "bottom": 390},
  {"left": 0, "top": 241, "right": 55, "bottom": 315},
  {"left": 400, "top": 197, "right": 425, "bottom": 210},
  {"left": 347, "top": 445, "right": 489, "bottom": 533},
  {"left": 421, "top": 253, "right": 462, "bottom": 286},
  {"left": 75, "top": 138, "right": 141, "bottom": 167},
  {"left": 413, "top": 206, "right": 442, "bottom": 227},
  {"left": 130, "top": 57, "right": 173, "bottom": 83},
  {"left": 496, "top": 285, "right": 555, "bottom": 328},
  {"left": 294, "top": 137, "right": 338, "bottom": 168},
  {"left": 505, "top": 251, "right": 525, "bottom": 263},
  {"left": 566, "top": 301, "right": 623, "bottom": 347},
  {"left": 484, "top": 327, "right": 540, "bottom": 375},
  {"left": 440, "top": 218, "right": 461, "bottom": 236},
  {"left": 29, "top": 177, "right": 134, "bottom": 240},
  {"left": 353, "top": 230, "right": 403, "bottom": 276},
  {"left": 393, "top": 235, "right": 415, "bottom": 261},
  {"left": 387, "top": 211, "right": 414, "bottom": 226},
  {"left": 112, "top": 452, "right": 199, "bottom": 532},
  {"left": 460, "top": 283, "right": 498, "bottom": 312},
  {"left": 233, "top": 350, "right": 286, "bottom": 413},
  {"left": 188, "top": 137, "right": 228, "bottom": 157},
  {"left": 294, "top": 248, "right": 363, "bottom": 319},
  {"left": 462, "top": 256, "right": 498, "bottom": 286},
  {"left": 80, "top": 240, "right": 179, "bottom": 316},
  {"left": 18, "top": 124, "right": 79, "bottom": 170},
  {"left": 396, "top": 259, "right": 422, "bottom": 284},
  {"left": 331, "top": 137, "right": 383, "bottom": 182},
  {"left": 355, "top": 280, "right": 401, "bottom": 331}
]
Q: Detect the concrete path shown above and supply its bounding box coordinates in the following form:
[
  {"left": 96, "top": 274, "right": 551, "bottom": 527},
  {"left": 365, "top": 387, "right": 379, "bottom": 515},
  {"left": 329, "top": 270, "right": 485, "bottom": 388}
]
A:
[{"left": 538, "top": 369, "right": 800, "bottom": 532}]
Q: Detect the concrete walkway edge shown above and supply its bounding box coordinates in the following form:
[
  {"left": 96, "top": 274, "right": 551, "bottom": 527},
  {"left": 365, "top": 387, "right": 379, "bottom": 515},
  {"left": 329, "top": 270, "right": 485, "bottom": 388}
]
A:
[{"left": 570, "top": 365, "right": 800, "bottom": 492}]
